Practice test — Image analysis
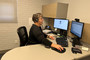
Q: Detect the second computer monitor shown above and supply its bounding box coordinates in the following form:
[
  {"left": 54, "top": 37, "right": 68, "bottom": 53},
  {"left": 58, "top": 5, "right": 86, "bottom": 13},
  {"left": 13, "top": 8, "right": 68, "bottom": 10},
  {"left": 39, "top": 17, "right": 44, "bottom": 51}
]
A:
[
  {"left": 54, "top": 19, "right": 69, "bottom": 30},
  {"left": 71, "top": 21, "right": 84, "bottom": 38}
]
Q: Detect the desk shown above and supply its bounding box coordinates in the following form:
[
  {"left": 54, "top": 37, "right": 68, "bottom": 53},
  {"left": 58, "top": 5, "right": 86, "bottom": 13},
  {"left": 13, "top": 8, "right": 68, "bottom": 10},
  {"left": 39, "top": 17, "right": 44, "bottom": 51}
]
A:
[{"left": 1, "top": 35, "right": 90, "bottom": 60}]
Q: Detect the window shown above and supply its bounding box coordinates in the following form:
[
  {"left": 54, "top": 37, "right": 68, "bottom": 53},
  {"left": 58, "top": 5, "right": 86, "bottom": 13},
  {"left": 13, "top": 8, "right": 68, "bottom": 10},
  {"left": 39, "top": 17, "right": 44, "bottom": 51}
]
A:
[{"left": 0, "top": 0, "right": 17, "bottom": 23}]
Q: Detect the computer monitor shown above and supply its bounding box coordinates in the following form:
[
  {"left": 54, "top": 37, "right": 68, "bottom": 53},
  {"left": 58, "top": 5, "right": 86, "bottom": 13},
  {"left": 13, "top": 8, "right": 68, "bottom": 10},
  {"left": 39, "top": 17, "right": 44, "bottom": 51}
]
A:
[
  {"left": 54, "top": 19, "right": 69, "bottom": 30},
  {"left": 70, "top": 21, "right": 84, "bottom": 46},
  {"left": 54, "top": 19, "right": 69, "bottom": 36},
  {"left": 70, "top": 21, "right": 84, "bottom": 38}
]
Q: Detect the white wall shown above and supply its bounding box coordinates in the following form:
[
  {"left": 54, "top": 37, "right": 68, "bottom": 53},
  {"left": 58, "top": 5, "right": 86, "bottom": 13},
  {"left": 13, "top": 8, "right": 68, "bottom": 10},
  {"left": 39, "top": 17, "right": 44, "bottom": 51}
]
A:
[
  {"left": 0, "top": 0, "right": 52, "bottom": 51},
  {"left": 67, "top": 0, "right": 90, "bottom": 23},
  {"left": 0, "top": 0, "right": 70, "bottom": 51}
]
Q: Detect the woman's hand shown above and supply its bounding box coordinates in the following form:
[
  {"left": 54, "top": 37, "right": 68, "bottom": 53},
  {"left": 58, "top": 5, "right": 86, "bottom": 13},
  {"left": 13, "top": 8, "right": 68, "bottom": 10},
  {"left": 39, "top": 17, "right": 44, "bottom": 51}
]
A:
[{"left": 51, "top": 43, "right": 63, "bottom": 51}]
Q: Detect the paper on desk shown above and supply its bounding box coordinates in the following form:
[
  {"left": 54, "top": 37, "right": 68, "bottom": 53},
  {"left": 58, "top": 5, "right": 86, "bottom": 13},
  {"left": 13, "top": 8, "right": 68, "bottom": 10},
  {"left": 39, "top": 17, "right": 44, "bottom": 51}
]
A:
[{"left": 43, "top": 30, "right": 51, "bottom": 34}]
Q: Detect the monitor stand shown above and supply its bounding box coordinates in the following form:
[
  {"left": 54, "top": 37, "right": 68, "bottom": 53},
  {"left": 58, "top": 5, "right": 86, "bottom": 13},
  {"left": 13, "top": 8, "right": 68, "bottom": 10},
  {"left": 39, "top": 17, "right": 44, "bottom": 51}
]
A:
[{"left": 72, "top": 37, "right": 82, "bottom": 47}]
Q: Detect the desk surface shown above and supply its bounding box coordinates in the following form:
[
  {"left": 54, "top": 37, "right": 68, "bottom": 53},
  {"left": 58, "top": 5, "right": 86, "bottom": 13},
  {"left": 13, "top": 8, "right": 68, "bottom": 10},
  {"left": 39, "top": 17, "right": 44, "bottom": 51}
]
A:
[{"left": 1, "top": 35, "right": 90, "bottom": 60}]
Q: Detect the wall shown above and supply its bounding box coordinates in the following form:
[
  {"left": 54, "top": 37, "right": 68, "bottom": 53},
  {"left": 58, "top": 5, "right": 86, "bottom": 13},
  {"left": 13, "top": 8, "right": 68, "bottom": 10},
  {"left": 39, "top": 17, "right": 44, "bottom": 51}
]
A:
[
  {"left": 0, "top": 0, "right": 70, "bottom": 51},
  {"left": 67, "top": 0, "right": 90, "bottom": 44},
  {"left": 67, "top": 0, "right": 90, "bottom": 23},
  {"left": 0, "top": 0, "right": 53, "bottom": 51}
]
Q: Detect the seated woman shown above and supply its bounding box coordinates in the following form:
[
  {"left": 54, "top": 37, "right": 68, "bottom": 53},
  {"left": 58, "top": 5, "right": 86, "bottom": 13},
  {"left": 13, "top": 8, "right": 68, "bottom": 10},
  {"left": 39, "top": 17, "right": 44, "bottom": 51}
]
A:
[{"left": 29, "top": 13, "right": 63, "bottom": 51}]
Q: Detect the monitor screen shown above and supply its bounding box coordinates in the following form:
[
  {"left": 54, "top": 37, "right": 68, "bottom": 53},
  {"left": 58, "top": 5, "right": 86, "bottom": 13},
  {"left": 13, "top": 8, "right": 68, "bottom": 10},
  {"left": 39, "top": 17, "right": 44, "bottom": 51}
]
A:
[
  {"left": 70, "top": 21, "right": 84, "bottom": 38},
  {"left": 54, "top": 19, "right": 69, "bottom": 30}
]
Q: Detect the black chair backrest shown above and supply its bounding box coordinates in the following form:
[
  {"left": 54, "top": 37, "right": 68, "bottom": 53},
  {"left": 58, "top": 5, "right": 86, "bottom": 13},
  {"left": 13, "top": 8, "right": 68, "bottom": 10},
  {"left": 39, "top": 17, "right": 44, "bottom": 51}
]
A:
[{"left": 17, "top": 26, "right": 28, "bottom": 46}]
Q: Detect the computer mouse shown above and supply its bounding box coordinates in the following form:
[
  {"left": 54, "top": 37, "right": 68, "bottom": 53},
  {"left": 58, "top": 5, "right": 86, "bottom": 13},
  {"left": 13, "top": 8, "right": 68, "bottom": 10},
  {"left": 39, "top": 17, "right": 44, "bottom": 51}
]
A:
[
  {"left": 61, "top": 48, "right": 66, "bottom": 53},
  {"left": 71, "top": 47, "right": 82, "bottom": 54},
  {"left": 51, "top": 47, "right": 66, "bottom": 53}
]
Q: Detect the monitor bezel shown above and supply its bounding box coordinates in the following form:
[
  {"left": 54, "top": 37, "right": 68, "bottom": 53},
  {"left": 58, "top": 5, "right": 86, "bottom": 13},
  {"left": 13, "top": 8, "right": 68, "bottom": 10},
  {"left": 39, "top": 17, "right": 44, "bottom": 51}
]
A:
[
  {"left": 54, "top": 18, "right": 69, "bottom": 31},
  {"left": 70, "top": 21, "right": 84, "bottom": 39}
]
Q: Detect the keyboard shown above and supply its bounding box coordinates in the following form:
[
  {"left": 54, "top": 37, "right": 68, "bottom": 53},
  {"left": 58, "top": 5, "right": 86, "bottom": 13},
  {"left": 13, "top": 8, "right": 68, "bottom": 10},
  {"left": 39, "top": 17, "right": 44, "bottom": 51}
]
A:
[{"left": 56, "top": 37, "right": 68, "bottom": 47}]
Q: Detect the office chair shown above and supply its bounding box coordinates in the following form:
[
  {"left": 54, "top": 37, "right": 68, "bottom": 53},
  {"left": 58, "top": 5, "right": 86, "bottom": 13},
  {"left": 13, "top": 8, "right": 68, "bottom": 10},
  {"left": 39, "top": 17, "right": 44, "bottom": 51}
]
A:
[{"left": 17, "top": 26, "right": 28, "bottom": 46}]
